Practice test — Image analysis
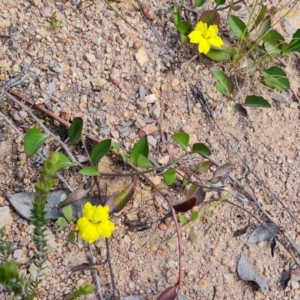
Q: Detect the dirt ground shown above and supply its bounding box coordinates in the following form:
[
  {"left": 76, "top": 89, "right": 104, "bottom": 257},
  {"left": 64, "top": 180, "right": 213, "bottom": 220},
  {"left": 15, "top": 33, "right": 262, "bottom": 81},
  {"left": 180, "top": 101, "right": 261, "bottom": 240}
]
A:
[{"left": 1, "top": 0, "right": 300, "bottom": 299}]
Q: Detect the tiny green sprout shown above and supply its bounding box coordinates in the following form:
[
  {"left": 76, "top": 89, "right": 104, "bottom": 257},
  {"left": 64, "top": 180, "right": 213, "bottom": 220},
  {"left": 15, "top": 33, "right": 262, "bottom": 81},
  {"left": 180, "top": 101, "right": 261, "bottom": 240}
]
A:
[{"left": 45, "top": 12, "right": 60, "bottom": 30}]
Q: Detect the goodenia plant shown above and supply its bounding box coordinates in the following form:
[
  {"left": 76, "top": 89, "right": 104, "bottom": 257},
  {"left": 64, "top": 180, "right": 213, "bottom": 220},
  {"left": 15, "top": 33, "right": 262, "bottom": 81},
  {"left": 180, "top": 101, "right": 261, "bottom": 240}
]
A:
[
  {"left": 174, "top": 1, "right": 300, "bottom": 114},
  {"left": 17, "top": 116, "right": 246, "bottom": 299}
]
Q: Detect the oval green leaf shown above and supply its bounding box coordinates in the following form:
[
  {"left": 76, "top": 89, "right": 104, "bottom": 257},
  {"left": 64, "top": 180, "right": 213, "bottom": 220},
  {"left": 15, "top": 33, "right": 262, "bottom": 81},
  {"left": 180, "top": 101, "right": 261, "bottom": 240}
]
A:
[
  {"left": 111, "top": 141, "right": 120, "bottom": 153},
  {"left": 180, "top": 33, "right": 189, "bottom": 45},
  {"left": 195, "top": 0, "right": 206, "bottom": 7},
  {"left": 214, "top": 0, "right": 225, "bottom": 6},
  {"left": 173, "top": 6, "right": 181, "bottom": 27},
  {"left": 137, "top": 154, "right": 153, "bottom": 169},
  {"left": 229, "top": 15, "right": 248, "bottom": 40},
  {"left": 264, "top": 41, "right": 281, "bottom": 55},
  {"left": 179, "top": 215, "right": 187, "bottom": 224},
  {"left": 191, "top": 211, "right": 199, "bottom": 221},
  {"left": 244, "top": 95, "right": 271, "bottom": 108},
  {"left": 67, "top": 231, "right": 76, "bottom": 244},
  {"left": 177, "top": 21, "right": 193, "bottom": 34},
  {"left": 189, "top": 231, "right": 197, "bottom": 243},
  {"left": 91, "top": 139, "right": 111, "bottom": 165},
  {"left": 192, "top": 143, "right": 211, "bottom": 156},
  {"left": 196, "top": 160, "right": 214, "bottom": 173},
  {"left": 57, "top": 217, "right": 68, "bottom": 228},
  {"left": 163, "top": 169, "right": 177, "bottom": 186},
  {"left": 54, "top": 153, "right": 74, "bottom": 169},
  {"left": 211, "top": 70, "right": 234, "bottom": 96},
  {"left": 206, "top": 48, "right": 235, "bottom": 61},
  {"left": 129, "top": 137, "right": 149, "bottom": 166},
  {"left": 286, "top": 29, "right": 300, "bottom": 53},
  {"left": 253, "top": 5, "right": 267, "bottom": 29},
  {"left": 172, "top": 132, "right": 189, "bottom": 150},
  {"left": 24, "top": 128, "right": 49, "bottom": 156},
  {"left": 62, "top": 204, "right": 72, "bottom": 223},
  {"left": 263, "top": 30, "right": 284, "bottom": 43},
  {"left": 68, "top": 117, "right": 83, "bottom": 144},
  {"left": 79, "top": 166, "right": 99, "bottom": 176},
  {"left": 261, "top": 66, "right": 290, "bottom": 91}
]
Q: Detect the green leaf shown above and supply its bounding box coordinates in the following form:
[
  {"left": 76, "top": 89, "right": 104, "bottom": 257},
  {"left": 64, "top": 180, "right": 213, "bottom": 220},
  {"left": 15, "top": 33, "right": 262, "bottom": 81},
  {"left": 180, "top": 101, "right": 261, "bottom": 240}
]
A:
[
  {"left": 137, "top": 154, "right": 153, "bottom": 169},
  {"left": 195, "top": 0, "right": 206, "bottom": 7},
  {"left": 177, "top": 21, "right": 193, "bottom": 34},
  {"left": 56, "top": 153, "right": 73, "bottom": 169},
  {"left": 173, "top": 6, "right": 181, "bottom": 27},
  {"left": 199, "top": 10, "right": 220, "bottom": 26},
  {"left": 67, "top": 231, "right": 76, "bottom": 244},
  {"left": 57, "top": 217, "right": 68, "bottom": 228},
  {"left": 206, "top": 48, "right": 235, "bottom": 61},
  {"left": 129, "top": 137, "right": 149, "bottom": 166},
  {"left": 91, "top": 139, "right": 111, "bottom": 165},
  {"left": 263, "top": 30, "right": 285, "bottom": 55},
  {"left": 111, "top": 141, "right": 120, "bottom": 153},
  {"left": 111, "top": 180, "right": 136, "bottom": 213},
  {"left": 214, "top": 0, "right": 225, "bottom": 6},
  {"left": 244, "top": 95, "right": 271, "bottom": 108},
  {"left": 53, "top": 22, "right": 60, "bottom": 29},
  {"left": 24, "top": 128, "right": 50, "bottom": 156},
  {"left": 285, "top": 29, "right": 300, "bottom": 53},
  {"left": 60, "top": 192, "right": 73, "bottom": 223},
  {"left": 228, "top": 15, "right": 248, "bottom": 40},
  {"left": 179, "top": 215, "right": 187, "bottom": 224},
  {"left": 257, "top": 18, "right": 271, "bottom": 39},
  {"left": 68, "top": 117, "right": 83, "bottom": 144},
  {"left": 191, "top": 211, "right": 199, "bottom": 221},
  {"left": 192, "top": 143, "right": 211, "bottom": 156},
  {"left": 211, "top": 70, "right": 234, "bottom": 96},
  {"left": 233, "top": 104, "right": 248, "bottom": 117},
  {"left": 163, "top": 169, "right": 177, "bottom": 186},
  {"left": 189, "top": 231, "right": 197, "bottom": 243},
  {"left": 45, "top": 22, "right": 51, "bottom": 28},
  {"left": 172, "top": 132, "right": 189, "bottom": 150},
  {"left": 62, "top": 204, "right": 72, "bottom": 223},
  {"left": 79, "top": 166, "right": 99, "bottom": 176},
  {"left": 196, "top": 160, "right": 214, "bottom": 173},
  {"left": 180, "top": 33, "right": 189, "bottom": 45},
  {"left": 252, "top": 5, "right": 267, "bottom": 30},
  {"left": 261, "top": 66, "right": 290, "bottom": 91},
  {"left": 264, "top": 41, "right": 281, "bottom": 55},
  {"left": 263, "top": 30, "right": 285, "bottom": 43}
]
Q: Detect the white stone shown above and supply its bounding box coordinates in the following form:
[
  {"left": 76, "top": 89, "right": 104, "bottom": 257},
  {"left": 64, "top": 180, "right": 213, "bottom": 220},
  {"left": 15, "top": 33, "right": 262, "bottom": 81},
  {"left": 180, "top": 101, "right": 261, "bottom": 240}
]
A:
[
  {"left": 135, "top": 48, "right": 148, "bottom": 68},
  {"left": 0, "top": 206, "right": 12, "bottom": 228}
]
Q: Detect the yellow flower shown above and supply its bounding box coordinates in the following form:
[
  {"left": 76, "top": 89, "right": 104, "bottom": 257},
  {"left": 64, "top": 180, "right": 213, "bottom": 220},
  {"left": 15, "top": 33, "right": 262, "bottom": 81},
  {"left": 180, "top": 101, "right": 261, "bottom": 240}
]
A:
[
  {"left": 76, "top": 202, "right": 116, "bottom": 244},
  {"left": 188, "top": 21, "right": 224, "bottom": 54}
]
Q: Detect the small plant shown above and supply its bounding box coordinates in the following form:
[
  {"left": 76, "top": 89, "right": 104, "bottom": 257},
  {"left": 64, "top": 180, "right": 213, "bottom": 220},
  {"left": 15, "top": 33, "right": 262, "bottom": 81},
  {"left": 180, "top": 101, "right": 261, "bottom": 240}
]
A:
[
  {"left": 45, "top": 12, "right": 60, "bottom": 29},
  {"left": 5, "top": 112, "right": 246, "bottom": 299},
  {"left": 174, "top": 1, "right": 300, "bottom": 113}
]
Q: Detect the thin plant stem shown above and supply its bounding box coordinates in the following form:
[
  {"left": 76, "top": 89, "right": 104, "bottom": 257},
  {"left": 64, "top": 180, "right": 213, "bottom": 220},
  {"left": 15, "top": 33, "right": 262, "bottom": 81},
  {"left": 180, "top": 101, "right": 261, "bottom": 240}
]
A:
[{"left": 2, "top": 89, "right": 82, "bottom": 167}]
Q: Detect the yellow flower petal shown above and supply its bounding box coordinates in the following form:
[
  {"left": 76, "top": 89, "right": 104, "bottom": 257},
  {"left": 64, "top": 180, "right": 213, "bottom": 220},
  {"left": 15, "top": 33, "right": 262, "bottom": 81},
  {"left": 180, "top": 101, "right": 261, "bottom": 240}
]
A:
[
  {"left": 83, "top": 202, "right": 95, "bottom": 220},
  {"left": 188, "top": 30, "right": 202, "bottom": 44},
  {"left": 195, "top": 21, "right": 207, "bottom": 35},
  {"left": 94, "top": 205, "right": 109, "bottom": 223},
  {"left": 198, "top": 37, "right": 211, "bottom": 54},
  {"left": 206, "top": 24, "right": 219, "bottom": 38},
  {"left": 209, "top": 36, "right": 224, "bottom": 48}
]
